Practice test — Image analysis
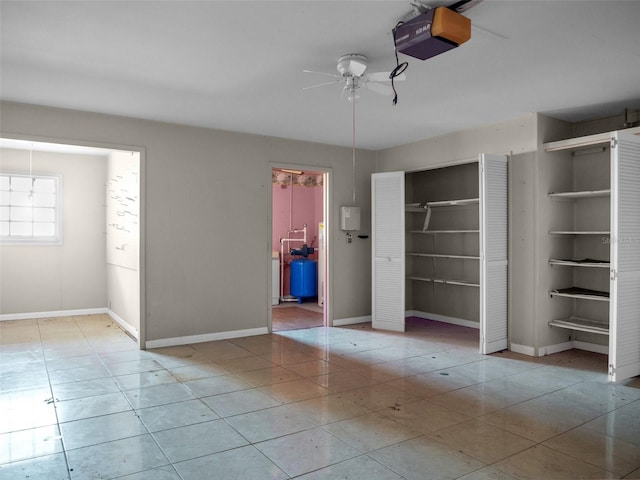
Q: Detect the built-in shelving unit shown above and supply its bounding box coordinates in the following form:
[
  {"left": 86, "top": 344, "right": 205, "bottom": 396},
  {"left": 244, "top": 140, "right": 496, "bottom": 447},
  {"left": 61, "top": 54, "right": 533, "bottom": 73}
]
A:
[
  {"left": 373, "top": 155, "right": 508, "bottom": 354},
  {"left": 405, "top": 168, "right": 481, "bottom": 310},
  {"left": 540, "top": 129, "right": 640, "bottom": 382}
]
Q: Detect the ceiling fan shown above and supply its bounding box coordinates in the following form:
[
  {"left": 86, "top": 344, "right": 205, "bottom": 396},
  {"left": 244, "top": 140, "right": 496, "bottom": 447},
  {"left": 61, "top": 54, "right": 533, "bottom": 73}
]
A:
[{"left": 303, "top": 53, "right": 406, "bottom": 101}]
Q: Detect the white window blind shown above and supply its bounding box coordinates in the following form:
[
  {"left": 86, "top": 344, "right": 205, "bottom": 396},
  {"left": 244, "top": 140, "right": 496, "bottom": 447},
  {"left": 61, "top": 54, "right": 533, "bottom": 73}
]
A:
[{"left": 0, "top": 173, "right": 62, "bottom": 244}]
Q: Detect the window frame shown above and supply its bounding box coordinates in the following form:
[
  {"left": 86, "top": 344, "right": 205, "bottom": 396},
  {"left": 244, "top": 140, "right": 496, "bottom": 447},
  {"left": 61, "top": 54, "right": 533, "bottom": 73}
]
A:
[{"left": 0, "top": 171, "right": 63, "bottom": 245}]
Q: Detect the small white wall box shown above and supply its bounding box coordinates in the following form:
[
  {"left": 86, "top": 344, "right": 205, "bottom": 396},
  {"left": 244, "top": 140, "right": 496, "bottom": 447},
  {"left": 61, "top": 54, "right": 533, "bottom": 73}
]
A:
[{"left": 340, "top": 206, "right": 361, "bottom": 231}]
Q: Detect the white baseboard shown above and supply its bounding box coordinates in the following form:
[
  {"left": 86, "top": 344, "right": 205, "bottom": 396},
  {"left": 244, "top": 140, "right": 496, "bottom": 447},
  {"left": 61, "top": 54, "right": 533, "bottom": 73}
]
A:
[
  {"left": 407, "top": 310, "right": 480, "bottom": 329},
  {"left": 106, "top": 309, "right": 138, "bottom": 340},
  {"left": 145, "top": 327, "right": 269, "bottom": 349},
  {"left": 573, "top": 340, "right": 609, "bottom": 355},
  {"left": 539, "top": 341, "right": 574, "bottom": 356},
  {"left": 333, "top": 315, "right": 371, "bottom": 326},
  {"left": 538, "top": 340, "right": 608, "bottom": 357},
  {"left": 0, "top": 307, "right": 108, "bottom": 322},
  {"left": 509, "top": 343, "right": 536, "bottom": 357}
]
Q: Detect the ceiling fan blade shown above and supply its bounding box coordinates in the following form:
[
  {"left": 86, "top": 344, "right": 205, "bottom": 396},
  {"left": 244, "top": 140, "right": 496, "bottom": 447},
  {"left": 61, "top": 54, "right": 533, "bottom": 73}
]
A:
[
  {"left": 367, "top": 71, "right": 392, "bottom": 82},
  {"left": 366, "top": 82, "right": 393, "bottom": 96},
  {"left": 303, "top": 69, "right": 341, "bottom": 79},
  {"left": 303, "top": 80, "right": 341, "bottom": 91},
  {"left": 367, "top": 71, "right": 406, "bottom": 82}
]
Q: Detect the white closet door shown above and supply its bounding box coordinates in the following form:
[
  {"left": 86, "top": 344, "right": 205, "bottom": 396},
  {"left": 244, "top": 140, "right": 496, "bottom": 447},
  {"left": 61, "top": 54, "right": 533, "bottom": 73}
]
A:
[
  {"left": 609, "top": 132, "right": 640, "bottom": 382},
  {"left": 479, "top": 154, "right": 508, "bottom": 354},
  {"left": 372, "top": 171, "right": 405, "bottom": 332}
]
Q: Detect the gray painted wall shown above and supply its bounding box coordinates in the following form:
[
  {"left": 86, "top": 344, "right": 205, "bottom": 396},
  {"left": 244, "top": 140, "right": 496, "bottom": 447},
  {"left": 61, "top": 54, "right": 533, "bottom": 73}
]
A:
[
  {"left": 1, "top": 101, "right": 375, "bottom": 342},
  {"left": 0, "top": 148, "right": 107, "bottom": 314},
  {"left": 375, "top": 114, "right": 537, "bottom": 173}
]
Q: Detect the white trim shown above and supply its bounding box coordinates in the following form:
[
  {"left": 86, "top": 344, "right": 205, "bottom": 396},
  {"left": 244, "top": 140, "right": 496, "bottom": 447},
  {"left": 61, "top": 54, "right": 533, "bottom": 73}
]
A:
[
  {"left": 406, "top": 310, "right": 480, "bottom": 329},
  {"left": 538, "top": 340, "right": 609, "bottom": 357},
  {"left": 106, "top": 309, "right": 138, "bottom": 339},
  {"left": 539, "top": 341, "right": 574, "bottom": 356},
  {"left": 514, "top": 340, "right": 609, "bottom": 358},
  {"left": 573, "top": 340, "right": 609, "bottom": 355},
  {"left": 145, "top": 327, "right": 269, "bottom": 349},
  {"left": 510, "top": 343, "right": 536, "bottom": 356},
  {"left": 0, "top": 307, "right": 108, "bottom": 321},
  {"left": 333, "top": 315, "right": 371, "bottom": 326}
]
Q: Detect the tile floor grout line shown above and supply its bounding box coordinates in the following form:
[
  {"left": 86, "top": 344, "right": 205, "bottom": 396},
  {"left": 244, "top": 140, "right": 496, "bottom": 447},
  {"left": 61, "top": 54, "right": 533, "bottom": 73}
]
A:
[{"left": 36, "top": 316, "right": 73, "bottom": 480}]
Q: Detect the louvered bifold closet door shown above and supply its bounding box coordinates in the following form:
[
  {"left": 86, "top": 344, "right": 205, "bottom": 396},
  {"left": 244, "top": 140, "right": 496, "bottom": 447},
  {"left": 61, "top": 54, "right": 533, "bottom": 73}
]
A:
[
  {"left": 609, "top": 132, "right": 640, "bottom": 382},
  {"left": 479, "top": 154, "right": 508, "bottom": 354},
  {"left": 372, "top": 171, "right": 405, "bottom": 332}
]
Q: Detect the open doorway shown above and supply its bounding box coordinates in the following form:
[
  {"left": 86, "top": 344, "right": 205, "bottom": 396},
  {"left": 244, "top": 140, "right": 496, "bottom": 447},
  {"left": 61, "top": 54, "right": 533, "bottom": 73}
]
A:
[
  {"left": 271, "top": 167, "right": 327, "bottom": 332},
  {"left": 0, "top": 138, "right": 144, "bottom": 346}
]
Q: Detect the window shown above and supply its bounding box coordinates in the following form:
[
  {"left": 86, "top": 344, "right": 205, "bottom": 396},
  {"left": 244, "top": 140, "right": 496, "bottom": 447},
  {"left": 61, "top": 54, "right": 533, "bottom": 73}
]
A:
[{"left": 0, "top": 173, "right": 62, "bottom": 244}]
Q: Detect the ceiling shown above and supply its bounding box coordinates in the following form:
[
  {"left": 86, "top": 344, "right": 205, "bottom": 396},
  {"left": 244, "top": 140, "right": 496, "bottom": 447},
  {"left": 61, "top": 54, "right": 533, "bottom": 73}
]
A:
[{"left": 1, "top": 1, "right": 639, "bottom": 151}]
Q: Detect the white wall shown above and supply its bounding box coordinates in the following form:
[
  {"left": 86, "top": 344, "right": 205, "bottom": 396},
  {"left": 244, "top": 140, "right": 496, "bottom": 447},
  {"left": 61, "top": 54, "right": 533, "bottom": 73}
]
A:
[
  {"left": 0, "top": 101, "right": 375, "bottom": 343},
  {"left": 0, "top": 147, "right": 107, "bottom": 314},
  {"left": 106, "top": 150, "right": 140, "bottom": 335},
  {"left": 376, "top": 114, "right": 538, "bottom": 173}
]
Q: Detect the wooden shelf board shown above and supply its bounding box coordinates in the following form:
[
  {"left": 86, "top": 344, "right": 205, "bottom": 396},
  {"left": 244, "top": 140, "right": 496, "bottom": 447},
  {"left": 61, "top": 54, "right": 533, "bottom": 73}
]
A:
[
  {"left": 550, "top": 287, "right": 610, "bottom": 302},
  {"left": 407, "top": 253, "right": 480, "bottom": 260},
  {"left": 407, "top": 276, "right": 479, "bottom": 287},
  {"left": 548, "top": 189, "right": 610, "bottom": 199},
  {"left": 549, "top": 258, "right": 610, "bottom": 268},
  {"left": 426, "top": 198, "right": 479, "bottom": 207},
  {"left": 549, "top": 317, "right": 609, "bottom": 335},
  {"left": 549, "top": 231, "right": 610, "bottom": 235},
  {"left": 410, "top": 230, "right": 480, "bottom": 234}
]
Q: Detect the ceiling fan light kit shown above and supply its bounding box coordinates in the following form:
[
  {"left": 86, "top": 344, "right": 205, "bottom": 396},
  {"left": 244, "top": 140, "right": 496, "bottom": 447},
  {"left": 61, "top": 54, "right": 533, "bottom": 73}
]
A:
[
  {"left": 336, "top": 54, "right": 369, "bottom": 77},
  {"left": 393, "top": 6, "right": 471, "bottom": 61}
]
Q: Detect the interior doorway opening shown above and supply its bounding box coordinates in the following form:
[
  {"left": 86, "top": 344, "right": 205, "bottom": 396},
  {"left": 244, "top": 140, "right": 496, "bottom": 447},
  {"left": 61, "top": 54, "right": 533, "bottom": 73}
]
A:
[
  {"left": 271, "top": 167, "right": 328, "bottom": 332},
  {"left": 0, "top": 137, "right": 144, "bottom": 347}
]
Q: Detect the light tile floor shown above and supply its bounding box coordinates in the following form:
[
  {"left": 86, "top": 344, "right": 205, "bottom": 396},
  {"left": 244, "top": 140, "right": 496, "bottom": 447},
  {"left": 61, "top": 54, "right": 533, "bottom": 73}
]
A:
[{"left": 1, "top": 314, "right": 640, "bottom": 479}]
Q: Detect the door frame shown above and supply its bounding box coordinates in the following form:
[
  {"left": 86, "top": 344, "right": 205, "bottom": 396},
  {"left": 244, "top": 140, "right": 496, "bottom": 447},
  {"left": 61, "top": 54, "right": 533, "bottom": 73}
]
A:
[{"left": 268, "top": 163, "right": 332, "bottom": 331}]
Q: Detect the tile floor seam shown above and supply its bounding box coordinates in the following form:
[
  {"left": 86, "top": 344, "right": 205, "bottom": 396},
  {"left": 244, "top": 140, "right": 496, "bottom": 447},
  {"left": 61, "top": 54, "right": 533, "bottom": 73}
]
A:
[
  {"left": 36, "top": 316, "right": 73, "bottom": 480},
  {"left": 538, "top": 415, "right": 640, "bottom": 477}
]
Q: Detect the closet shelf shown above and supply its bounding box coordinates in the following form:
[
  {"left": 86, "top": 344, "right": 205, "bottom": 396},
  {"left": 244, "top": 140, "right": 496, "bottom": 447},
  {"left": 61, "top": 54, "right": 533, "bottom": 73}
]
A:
[
  {"left": 550, "top": 287, "right": 609, "bottom": 302},
  {"left": 426, "top": 198, "right": 479, "bottom": 207},
  {"left": 407, "top": 253, "right": 480, "bottom": 260},
  {"left": 409, "top": 229, "right": 479, "bottom": 234},
  {"left": 549, "top": 230, "right": 610, "bottom": 235},
  {"left": 549, "top": 258, "right": 610, "bottom": 268},
  {"left": 549, "top": 316, "right": 609, "bottom": 335},
  {"left": 548, "top": 189, "right": 610, "bottom": 199},
  {"left": 407, "top": 275, "right": 479, "bottom": 287}
]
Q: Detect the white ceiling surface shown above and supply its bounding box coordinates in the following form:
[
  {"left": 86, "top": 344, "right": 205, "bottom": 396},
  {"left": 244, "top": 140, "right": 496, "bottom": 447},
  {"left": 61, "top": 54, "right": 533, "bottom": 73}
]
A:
[{"left": 1, "top": 1, "right": 640, "bottom": 151}]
